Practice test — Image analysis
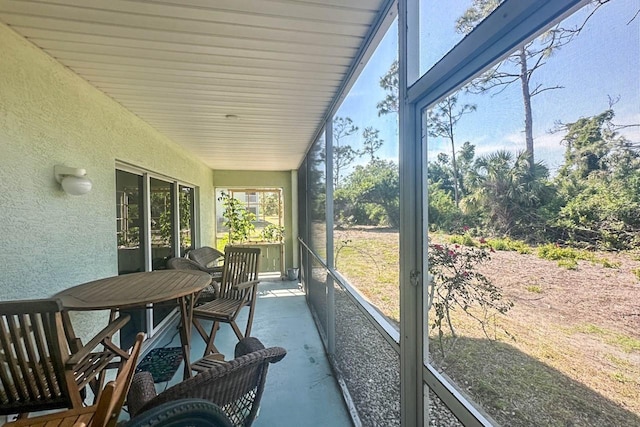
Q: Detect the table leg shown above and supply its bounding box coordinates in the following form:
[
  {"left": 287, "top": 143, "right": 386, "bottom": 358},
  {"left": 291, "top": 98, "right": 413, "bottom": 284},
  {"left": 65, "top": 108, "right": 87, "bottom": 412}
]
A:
[
  {"left": 108, "top": 309, "right": 132, "bottom": 364},
  {"left": 178, "top": 293, "right": 197, "bottom": 379}
]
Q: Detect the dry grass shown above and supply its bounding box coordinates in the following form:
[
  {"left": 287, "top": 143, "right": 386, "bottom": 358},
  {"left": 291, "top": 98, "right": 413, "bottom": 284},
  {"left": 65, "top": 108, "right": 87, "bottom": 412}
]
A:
[{"left": 333, "top": 227, "right": 640, "bottom": 427}]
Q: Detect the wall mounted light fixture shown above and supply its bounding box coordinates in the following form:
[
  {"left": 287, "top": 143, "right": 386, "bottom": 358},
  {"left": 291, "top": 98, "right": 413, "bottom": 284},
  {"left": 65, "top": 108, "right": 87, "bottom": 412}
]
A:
[{"left": 54, "top": 165, "right": 93, "bottom": 196}]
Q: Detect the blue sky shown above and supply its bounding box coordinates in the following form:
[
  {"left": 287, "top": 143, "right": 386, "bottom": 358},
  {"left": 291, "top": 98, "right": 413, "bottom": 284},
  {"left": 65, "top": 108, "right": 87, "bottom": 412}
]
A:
[{"left": 334, "top": 0, "right": 639, "bottom": 177}]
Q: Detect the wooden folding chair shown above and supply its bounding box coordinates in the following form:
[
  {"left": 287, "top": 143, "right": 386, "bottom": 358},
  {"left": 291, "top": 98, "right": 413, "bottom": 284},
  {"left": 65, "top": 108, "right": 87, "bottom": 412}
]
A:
[
  {"left": 0, "top": 299, "right": 129, "bottom": 417},
  {"left": 5, "top": 333, "right": 144, "bottom": 427},
  {"left": 192, "top": 247, "right": 260, "bottom": 356}
]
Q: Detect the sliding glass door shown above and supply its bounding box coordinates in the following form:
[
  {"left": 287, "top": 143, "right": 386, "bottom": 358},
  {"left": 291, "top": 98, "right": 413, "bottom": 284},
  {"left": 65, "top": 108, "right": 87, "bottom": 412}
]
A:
[{"left": 115, "top": 166, "right": 197, "bottom": 347}]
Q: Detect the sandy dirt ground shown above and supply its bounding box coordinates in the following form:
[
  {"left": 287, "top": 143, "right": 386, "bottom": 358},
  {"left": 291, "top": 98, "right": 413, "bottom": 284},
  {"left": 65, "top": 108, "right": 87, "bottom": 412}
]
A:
[{"left": 332, "top": 227, "right": 640, "bottom": 422}]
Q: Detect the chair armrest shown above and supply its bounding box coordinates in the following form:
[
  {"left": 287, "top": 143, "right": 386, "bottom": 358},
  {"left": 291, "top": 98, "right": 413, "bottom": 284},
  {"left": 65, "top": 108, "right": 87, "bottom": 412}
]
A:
[
  {"left": 66, "top": 314, "right": 130, "bottom": 367},
  {"left": 127, "top": 371, "right": 158, "bottom": 417},
  {"left": 233, "top": 280, "right": 259, "bottom": 292}
]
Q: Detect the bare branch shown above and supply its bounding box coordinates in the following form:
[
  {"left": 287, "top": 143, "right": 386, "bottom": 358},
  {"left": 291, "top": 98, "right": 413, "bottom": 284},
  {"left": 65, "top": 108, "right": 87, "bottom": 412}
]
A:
[
  {"left": 627, "top": 7, "right": 640, "bottom": 25},
  {"left": 613, "top": 123, "right": 640, "bottom": 131},
  {"left": 607, "top": 94, "right": 621, "bottom": 109},
  {"left": 466, "top": 72, "right": 519, "bottom": 95},
  {"left": 530, "top": 84, "right": 564, "bottom": 97}
]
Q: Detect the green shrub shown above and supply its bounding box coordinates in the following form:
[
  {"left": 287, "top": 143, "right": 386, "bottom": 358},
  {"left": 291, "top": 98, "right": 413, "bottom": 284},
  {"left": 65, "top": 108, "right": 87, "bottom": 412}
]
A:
[
  {"left": 632, "top": 268, "right": 640, "bottom": 281},
  {"left": 526, "top": 285, "right": 542, "bottom": 293},
  {"left": 448, "top": 233, "right": 476, "bottom": 247},
  {"left": 486, "top": 237, "right": 531, "bottom": 254},
  {"left": 599, "top": 259, "right": 620, "bottom": 269},
  {"left": 511, "top": 241, "right": 532, "bottom": 254},
  {"left": 557, "top": 259, "right": 578, "bottom": 270},
  {"left": 487, "top": 238, "right": 509, "bottom": 251},
  {"left": 428, "top": 182, "right": 466, "bottom": 231},
  {"left": 449, "top": 235, "right": 464, "bottom": 245},
  {"left": 538, "top": 244, "right": 587, "bottom": 261},
  {"left": 537, "top": 244, "right": 620, "bottom": 269},
  {"left": 462, "top": 233, "right": 476, "bottom": 247}
]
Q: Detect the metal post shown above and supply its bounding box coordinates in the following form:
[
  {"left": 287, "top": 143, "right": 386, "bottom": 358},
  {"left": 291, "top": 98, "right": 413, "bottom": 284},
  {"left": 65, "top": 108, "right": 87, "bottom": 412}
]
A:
[
  {"left": 326, "top": 119, "right": 336, "bottom": 355},
  {"left": 399, "top": 0, "right": 424, "bottom": 425}
]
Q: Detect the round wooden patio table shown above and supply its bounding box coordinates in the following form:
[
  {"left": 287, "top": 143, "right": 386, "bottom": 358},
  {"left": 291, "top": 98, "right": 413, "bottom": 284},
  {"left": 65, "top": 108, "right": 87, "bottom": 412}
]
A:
[{"left": 54, "top": 270, "right": 212, "bottom": 379}]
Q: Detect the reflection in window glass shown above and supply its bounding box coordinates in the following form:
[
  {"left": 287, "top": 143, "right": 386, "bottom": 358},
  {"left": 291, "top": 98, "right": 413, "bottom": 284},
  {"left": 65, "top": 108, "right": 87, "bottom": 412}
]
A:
[
  {"left": 150, "top": 178, "right": 174, "bottom": 270},
  {"left": 179, "top": 185, "right": 195, "bottom": 257},
  {"left": 424, "top": 1, "right": 640, "bottom": 425},
  {"left": 333, "top": 20, "right": 400, "bottom": 325},
  {"left": 150, "top": 178, "right": 176, "bottom": 328},
  {"left": 116, "top": 170, "right": 144, "bottom": 275}
]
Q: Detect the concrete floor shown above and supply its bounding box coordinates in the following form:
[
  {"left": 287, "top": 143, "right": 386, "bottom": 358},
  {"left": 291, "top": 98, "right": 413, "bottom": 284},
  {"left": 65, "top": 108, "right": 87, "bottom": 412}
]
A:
[{"left": 156, "top": 279, "right": 353, "bottom": 427}]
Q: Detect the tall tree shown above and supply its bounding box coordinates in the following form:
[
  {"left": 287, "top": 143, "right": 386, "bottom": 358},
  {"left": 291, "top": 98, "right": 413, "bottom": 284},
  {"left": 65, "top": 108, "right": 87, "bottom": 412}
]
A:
[
  {"left": 343, "top": 159, "right": 400, "bottom": 228},
  {"left": 427, "top": 152, "right": 455, "bottom": 194},
  {"left": 360, "top": 127, "right": 384, "bottom": 162},
  {"left": 376, "top": 60, "right": 399, "bottom": 116},
  {"left": 456, "top": 141, "right": 477, "bottom": 197},
  {"left": 332, "top": 116, "right": 359, "bottom": 189},
  {"left": 553, "top": 108, "right": 640, "bottom": 248},
  {"left": 376, "top": 64, "right": 476, "bottom": 206},
  {"left": 556, "top": 107, "right": 639, "bottom": 180},
  {"left": 456, "top": 0, "right": 612, "bottom": 169},
  {"left": 427, "top": 95, "right": 477, "bottom": 207}
]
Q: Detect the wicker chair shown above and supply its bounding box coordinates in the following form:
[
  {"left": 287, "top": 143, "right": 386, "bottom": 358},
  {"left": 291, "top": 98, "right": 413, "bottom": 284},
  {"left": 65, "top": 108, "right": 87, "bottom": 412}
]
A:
[
  {"left": 6, "top": 333, "right": 144, "bottom": 427},
  {"left": 166, "top": 257, "right": 220, "bottom": 303},
  {"left": 187, "top": 246, "right": 225, "bottom": 277},
  {"left": 122, "top": 399, "right": 233, "bottom": 427},
  {"left": 0, "top": 298, "right": 130, "bottom": 417},
  {"left": 127, "top": 338, "right": 286, "bottom": 427},
  {"left": 192, "top": 247, "right": 260, "bottom": 355}
]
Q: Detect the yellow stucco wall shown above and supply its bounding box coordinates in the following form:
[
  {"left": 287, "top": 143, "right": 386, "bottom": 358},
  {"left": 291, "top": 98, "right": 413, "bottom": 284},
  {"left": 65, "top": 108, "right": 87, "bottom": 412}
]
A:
[
  {"left": 212, "top": 170, "right": 296, "bottom": 270},
  {"left": 0, "top": 23, "right": 216, "bottom": 338}
]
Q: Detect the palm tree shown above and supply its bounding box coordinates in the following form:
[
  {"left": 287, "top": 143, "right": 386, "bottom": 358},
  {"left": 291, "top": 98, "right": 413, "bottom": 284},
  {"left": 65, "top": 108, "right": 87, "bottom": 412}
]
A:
[{"left": 464, "top": 150, "right": 553, "bottom": 235}]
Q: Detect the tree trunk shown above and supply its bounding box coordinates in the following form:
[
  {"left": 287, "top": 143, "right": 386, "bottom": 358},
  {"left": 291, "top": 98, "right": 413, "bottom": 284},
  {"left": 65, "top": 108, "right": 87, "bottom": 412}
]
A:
[
  {"left": 448, "top": 100, "right": 460, "bottom": 207},
  {"left": 450, "top": 136, "right": 460, "bottom": 207},
  {"left": 519, "top": 48, "right": 535, "bottom": 170}
]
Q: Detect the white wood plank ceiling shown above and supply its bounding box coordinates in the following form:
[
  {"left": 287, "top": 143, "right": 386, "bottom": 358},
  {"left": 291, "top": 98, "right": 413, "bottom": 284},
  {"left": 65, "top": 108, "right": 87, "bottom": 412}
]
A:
[{"left": 0, "top": 0, "right": 389, "bottom": 170}]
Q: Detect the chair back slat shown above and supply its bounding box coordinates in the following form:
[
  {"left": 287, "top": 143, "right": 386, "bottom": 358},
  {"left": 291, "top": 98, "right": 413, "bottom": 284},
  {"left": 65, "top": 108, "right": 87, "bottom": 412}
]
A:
[
  {"left": 20, "top": 314, "right": 51, "bottom": 401},
  {"left": 0, "top": 300, "right": 71, "bottom": 415},
  {"left": 219, "top": 248, "right": 260, "bottom": 301},
  {"left": 10, "top": 314, "right": 44, "bottom": 403},
  {"left": 29, "top": 313, "right": 63, "bottom": 399},
  {"left": 0, "top": 317, "right": 20, "bottom": 404}
]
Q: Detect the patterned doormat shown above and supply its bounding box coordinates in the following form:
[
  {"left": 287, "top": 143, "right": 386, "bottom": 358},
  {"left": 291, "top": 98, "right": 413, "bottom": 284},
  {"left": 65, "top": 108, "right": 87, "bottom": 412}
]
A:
[{"left": 136, "top": 347, "right": 184, "bottom": 383}]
